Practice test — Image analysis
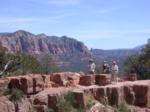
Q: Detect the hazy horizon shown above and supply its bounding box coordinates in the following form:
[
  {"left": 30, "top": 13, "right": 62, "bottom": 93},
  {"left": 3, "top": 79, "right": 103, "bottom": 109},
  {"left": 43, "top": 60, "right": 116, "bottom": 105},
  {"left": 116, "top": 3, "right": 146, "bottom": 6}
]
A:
[{"left": 0, "top": 0, "right": 150, "bottom": 49}]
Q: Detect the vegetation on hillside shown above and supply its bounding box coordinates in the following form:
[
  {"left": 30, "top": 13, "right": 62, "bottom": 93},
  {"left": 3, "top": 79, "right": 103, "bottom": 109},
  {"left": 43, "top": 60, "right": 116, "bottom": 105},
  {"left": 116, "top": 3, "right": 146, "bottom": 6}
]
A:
[
  {"left": 124, "top": 39, "right": 150, "bottom": 79},
  {"left": 57, "top": 92, "right": 96, "bottom": 112},
  {"left": 0, "top": 47, "right": 60, "bottom": 76},
  {"left": 39, "top": 54, "right": 61, "bottom": 74}
]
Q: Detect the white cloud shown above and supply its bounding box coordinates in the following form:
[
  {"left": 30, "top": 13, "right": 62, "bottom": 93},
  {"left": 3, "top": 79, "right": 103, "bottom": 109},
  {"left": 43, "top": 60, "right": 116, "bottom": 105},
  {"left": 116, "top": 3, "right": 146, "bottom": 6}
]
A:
[
  {"left": 0, "top": 14, "right": 74, "bottom": 24},
  {"left": 74, "top": 29, "right": 150, "bottom": 40},
  {"left": 0, "top": 17, "right": 35, "bottom": 24},
  {"left": 48, "top": 0, "right": 81, "bottom": 7}
]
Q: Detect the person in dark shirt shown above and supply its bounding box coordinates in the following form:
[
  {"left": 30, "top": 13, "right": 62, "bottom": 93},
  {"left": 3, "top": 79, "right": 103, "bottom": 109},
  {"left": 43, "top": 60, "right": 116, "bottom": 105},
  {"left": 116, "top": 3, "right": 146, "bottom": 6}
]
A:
[{"left": 102, "top": 61, "right": 110, "bottom": 74}]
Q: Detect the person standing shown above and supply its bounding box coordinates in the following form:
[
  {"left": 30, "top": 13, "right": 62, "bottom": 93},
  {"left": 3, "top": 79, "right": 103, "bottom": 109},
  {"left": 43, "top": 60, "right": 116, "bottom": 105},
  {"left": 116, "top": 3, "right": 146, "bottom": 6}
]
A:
[
  {"left": 111, "top": 61, "right": 119, "bottom": 82},
  {"left": 88, "top": 59, "right": 96, "bottom": 75},
  {"left": 102, "top": 62, "right": 107, "bottom": 74},
  {"left": 103, "top": 63, "right": 110, "bottom": 74}
]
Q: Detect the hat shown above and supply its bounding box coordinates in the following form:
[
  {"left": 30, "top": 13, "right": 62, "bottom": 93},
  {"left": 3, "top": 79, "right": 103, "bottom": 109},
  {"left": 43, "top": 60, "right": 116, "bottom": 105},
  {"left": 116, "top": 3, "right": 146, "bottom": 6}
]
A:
[
  {"left": 112, "top": 61, "right": 116, "bottom": 64},
  {"left": 89, "top": 59, "right": 94, "bottom": 62}
]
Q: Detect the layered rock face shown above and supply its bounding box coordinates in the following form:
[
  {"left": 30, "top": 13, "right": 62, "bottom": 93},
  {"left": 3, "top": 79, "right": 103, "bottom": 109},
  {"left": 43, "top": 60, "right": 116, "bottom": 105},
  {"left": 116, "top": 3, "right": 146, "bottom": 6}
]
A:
[
  {"left": 0, "top": 30, "right": 91, "bottom": 72},
  {"left": 0, "top": 73, "right": 150, "bottom": 112},
  {"left": 0, "top": 30, "right": 90, "bottom": 56}
]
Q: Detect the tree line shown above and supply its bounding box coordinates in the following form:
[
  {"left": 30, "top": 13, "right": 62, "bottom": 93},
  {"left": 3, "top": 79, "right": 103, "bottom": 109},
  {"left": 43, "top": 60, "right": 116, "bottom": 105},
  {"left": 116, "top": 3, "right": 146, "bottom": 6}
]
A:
[
  {"left": 124, "top": 39, "right": 150, "bottom": 79},
  {"left": 0, "top": 47, "right": 60, "bottom": 76}
]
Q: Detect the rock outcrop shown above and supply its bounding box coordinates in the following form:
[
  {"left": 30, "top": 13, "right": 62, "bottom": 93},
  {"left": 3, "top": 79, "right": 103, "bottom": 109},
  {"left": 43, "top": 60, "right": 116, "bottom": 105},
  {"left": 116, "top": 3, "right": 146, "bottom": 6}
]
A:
[
  {"left": 0, "top": 73, "right": 150, "bottom": 112},
  {"left": 7, "top": 75, "right": 44, "bottom": 94},
  {"left": 0, "top": 30, "right": 91, "bottom": 72},
  {"left": 0, "top": 30, "right": 90, "bottom": 56},
  {"left": 0, "top": 96, "right": 32, "bottom": 112},
  {"left": 50, "top": 72, "right": 81, "bottom": 87}
]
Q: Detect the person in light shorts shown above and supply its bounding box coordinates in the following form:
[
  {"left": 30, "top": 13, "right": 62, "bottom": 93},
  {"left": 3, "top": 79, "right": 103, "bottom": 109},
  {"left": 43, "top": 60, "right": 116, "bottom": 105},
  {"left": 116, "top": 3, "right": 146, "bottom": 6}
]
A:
[
  {"left": 88, "top": 59, "right": 96, "bottom": 75},
  {"left": 111, "top": 61, "right": 119, "bottom": 82}
]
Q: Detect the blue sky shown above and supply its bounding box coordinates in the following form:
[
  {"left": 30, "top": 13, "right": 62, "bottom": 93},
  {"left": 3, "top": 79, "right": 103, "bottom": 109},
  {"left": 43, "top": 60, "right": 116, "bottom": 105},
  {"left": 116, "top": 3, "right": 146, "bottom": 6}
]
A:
[{"left": 0, "top": 0, "right": 150, "bottom": 49}]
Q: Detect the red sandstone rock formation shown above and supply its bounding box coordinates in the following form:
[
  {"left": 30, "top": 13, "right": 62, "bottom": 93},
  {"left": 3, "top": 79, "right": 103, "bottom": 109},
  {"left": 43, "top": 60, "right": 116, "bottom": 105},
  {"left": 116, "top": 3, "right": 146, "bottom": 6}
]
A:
[
  {"left": 0, "top": 73, "right": 149, "bottom": 112},
  {"left": 50, "top": 72, "right": 81, "bottom": 87}
]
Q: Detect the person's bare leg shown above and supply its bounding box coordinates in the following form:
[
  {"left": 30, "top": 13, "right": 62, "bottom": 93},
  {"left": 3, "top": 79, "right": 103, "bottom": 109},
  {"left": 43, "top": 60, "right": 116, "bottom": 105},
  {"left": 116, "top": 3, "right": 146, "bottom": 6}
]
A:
[{"left": 111, "top": 73, "right": 114, "bottom": 82}]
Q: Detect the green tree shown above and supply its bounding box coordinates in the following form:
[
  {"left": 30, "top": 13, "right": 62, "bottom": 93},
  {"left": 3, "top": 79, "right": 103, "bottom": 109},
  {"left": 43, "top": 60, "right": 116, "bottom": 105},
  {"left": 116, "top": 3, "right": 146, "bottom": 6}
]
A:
[
  {"left": 4, "top": 53, "right": 41, "bottom": 75},
  {"left": 40, "top": 54, "right": 61, "bottom": 74},
  {"left": 0, "top": 47, "right": 60, "bottom": 76},
  {"left": 0, "top": 47, "right": 8, "bottom": 71},
  {"left": 19, "top": 53, "right": 41, "bottom": 75},
  {"left": 0, "top": 48, "right": 41, "bottom": 76},
  {"left": 124, "top": 39, "right": 150, "bottom": 79},
  {"left": 4, "top": 88, "right": 24, "bottom": 112},
  {"left": 95, "top": 67, "right": 101, "bottom": 75}
]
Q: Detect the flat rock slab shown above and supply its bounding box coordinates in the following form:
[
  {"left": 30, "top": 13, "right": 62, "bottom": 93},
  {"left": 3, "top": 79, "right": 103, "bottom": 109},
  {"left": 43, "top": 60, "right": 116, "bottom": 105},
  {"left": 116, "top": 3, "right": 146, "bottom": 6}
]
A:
[{"left": 79, "top": 75, "right": 94, "bottom": 86}]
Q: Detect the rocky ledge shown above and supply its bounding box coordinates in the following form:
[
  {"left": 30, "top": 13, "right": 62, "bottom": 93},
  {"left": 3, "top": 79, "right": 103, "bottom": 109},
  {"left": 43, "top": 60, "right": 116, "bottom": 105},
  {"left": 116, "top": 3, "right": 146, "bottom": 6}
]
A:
[{"left": 0, "top": 72, "right": 150, "bottom": 112}]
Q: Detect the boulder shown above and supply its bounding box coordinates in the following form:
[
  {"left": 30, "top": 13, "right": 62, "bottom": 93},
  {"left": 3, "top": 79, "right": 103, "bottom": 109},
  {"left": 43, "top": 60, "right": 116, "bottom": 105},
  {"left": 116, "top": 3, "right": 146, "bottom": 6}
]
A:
[
  {"left": 8, "top": 77, "right": 21, "bottom": 90},
  {"left": 79, "top": 75, "right": 94, "bottom": 86},
  {"left": 32, "top": 75, "right": 44, "bottom": 93},
  {"left": 95, "top": 74, "right": 111, "bottom": 86},
  {"left": 128, "top": 105, "right": 150, "bottom": 112},
  {"left": 17, "top": 98, "right": 32, "bottom": 112},
  {"left": 90, "top": 102, "right": 115, "bottom": 112},
  {"left": 41, "top": 75, "right": 51, "bottom": 88},
  {"left": 33, "top": 105, "right": 47, "bottom": 112},
  {"left": 0, "top": 96, "right": 15, "bottom": 112},
  {"left": 95, "top": 83, "right": 129, "bottom": 106},
  {"left": 133, "top": 84, "right": 149, "bottom": 106},
  {"left": 50, "top": 72, "right": 80, "bottom": 87},
  {"left": 33, "top": 87, "right": 71, "bottom": 112},
  {"left": 67, "top": 74, "right": 80, "bottom": 86},
  {"left": 0, "top": 78, "right": 9, "bottom": 95},
  {"left": 20, "top": 76, "right": 33, "bottom": 94},
  {"left": 8, "top": 75, "right": 44, "bottom": 94},
  {"left": 95, "top": 87, "right": 107, "bottom": 101},
  {"left": 73, "top": 90, "right": 86, "bottom": 109},
  {"left": 0, "top": 95, "right": 32, "bottom": 112},
  {"left": 106, "top": 87, "right": 120, "bottom": 106},
  {"left": 50, "top": 74, "right": 63, "bottom": 86},
  {"left": 33, "top": 93, "right": 48, "bottom": 105},
  {"left": 124, "top": 85, "right": 135, "bottom": 105},
  {"left": 48, "top": 94, "right": 59, "bottom": 112}
]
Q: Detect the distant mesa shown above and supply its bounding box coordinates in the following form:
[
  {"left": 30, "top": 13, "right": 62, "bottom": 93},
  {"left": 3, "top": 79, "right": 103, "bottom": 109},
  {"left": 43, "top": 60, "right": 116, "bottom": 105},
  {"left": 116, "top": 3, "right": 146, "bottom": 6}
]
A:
[
  {"left": 0, "top": 30, "right": 91, "bottom": 72},
  {"left": 0, "top": 30, "right": 143, "bottom": 73}
]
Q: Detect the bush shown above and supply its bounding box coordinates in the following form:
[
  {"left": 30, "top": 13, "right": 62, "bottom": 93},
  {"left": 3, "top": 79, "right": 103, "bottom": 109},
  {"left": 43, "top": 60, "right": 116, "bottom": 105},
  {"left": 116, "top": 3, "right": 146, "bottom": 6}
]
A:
[
  {"left": 57, "top": 92, "right": 97, "bottom": 112},
  {"left": 4, "top": 88, "right": 24, "bottom": 101},
  {"left": 40, "top": 54, "right": 61, "bottom": 74},
  {"left": 0, "top": 49, "right": 41, "bottom": 76},
  {"left": 57, "top": 92, "right": 78, "bottom": 112},
  {"left": 84, "top": 93, "right": 97, "bottom": 110},
  {"left": 118, "top": 101, "right": 131, "bottom": 112},
  {"left": 124, "top": 39, "right": 150, "bottom": 80},
  {"left": 47, "top": 108, "right": 54, "bottom": 112},
  {"left": 95, "top": 67, "right": 101, "bottom": 75},
  {"left": 11, "top": 88, "right": 24, "bottom": 101},
  {"left": 99, "top": 96, "right": 108, "bottom": 106}
]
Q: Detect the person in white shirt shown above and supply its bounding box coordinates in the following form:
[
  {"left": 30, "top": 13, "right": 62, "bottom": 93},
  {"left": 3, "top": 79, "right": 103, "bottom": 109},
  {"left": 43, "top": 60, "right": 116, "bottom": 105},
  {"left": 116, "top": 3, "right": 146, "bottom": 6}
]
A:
[
  {"left": 111, "top": 61, "right": 119, "bottom": 82},
  {"left": 88, "top": 59, "right": 96, "bottom": 74}
]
